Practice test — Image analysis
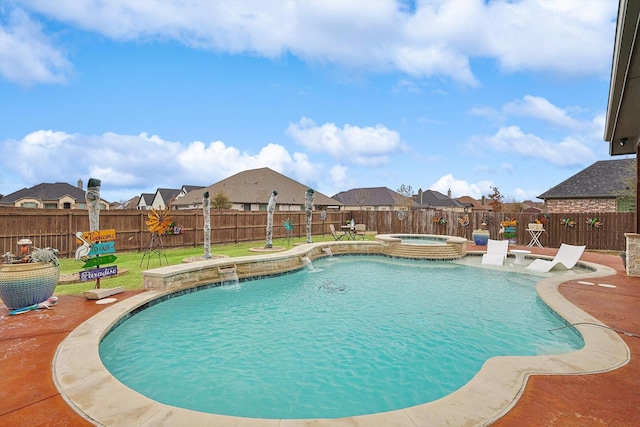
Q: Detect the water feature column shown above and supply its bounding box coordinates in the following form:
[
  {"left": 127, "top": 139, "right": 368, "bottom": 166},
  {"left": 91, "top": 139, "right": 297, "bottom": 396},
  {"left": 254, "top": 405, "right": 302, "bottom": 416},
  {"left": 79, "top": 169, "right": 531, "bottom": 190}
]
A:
[
  {"left": 86, "top": 178, "right": 101, "bottom": 288},
  {"left": 305, "top": 188, "right": 314, "bottom": 243},
  {"left": 203, "top": 191, "right": 211, "bottom": 259},
  {"left": 265, "top": 190, "right": 278, "bottom": 248},
  {"left": 86, "top": 178, "right": 101, "bottom": 232}
]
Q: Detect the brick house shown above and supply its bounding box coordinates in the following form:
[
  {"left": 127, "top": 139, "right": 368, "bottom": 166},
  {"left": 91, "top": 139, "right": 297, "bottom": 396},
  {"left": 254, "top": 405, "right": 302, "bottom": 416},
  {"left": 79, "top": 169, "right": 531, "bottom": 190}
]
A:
[
  {"left": 0, "top": 180, "right": 109, "bottom": 210},
  {"left": 538, "top": 159, "right": 635, "bottom": 213}
]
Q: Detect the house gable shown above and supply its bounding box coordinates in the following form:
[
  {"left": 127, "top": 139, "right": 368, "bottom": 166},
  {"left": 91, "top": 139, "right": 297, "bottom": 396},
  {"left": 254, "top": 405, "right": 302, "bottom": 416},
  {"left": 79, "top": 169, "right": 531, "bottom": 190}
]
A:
[
  {"left": 137, "top": 193, "right": 155, "bottom": 210},
  {"left": 152, "top": 188, "right": 182, "bottom": 210}
]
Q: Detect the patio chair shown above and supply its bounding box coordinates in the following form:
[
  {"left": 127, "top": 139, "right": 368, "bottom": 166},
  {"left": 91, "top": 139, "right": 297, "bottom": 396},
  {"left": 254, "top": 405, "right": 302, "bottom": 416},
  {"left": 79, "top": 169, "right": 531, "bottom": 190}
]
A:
[
  {"left": 526, "top": 243, "right": 586, "bottom": 272},
  {"left": 354, "top": 224, "right": 366, "bottom": 240},
  {"left": 481, "top": 239, "right": 509, "bottom": 266},
  {"left": 329, "top": 224, "right": 344, "bottom": 241}
]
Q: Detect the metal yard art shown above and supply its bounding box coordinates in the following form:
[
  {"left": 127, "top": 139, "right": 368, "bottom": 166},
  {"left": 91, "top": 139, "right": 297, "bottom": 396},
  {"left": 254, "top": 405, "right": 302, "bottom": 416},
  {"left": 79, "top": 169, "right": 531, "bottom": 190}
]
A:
[{"left": 140, "top": 205, "right": 172, "bottom": 267}]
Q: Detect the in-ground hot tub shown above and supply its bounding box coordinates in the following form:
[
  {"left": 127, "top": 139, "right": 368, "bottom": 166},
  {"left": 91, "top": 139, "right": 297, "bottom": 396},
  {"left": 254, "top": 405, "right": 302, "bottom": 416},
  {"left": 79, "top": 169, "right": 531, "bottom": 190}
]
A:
[{"left": 375, "top": 233, "right": 467, "bottom": 259}]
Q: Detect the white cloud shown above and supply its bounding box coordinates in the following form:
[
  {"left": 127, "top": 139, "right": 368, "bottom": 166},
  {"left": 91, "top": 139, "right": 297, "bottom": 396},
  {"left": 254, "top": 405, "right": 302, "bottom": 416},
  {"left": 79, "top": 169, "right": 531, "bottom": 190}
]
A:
[
  {"left": 476, "top": 125, "right": 594, "bottom": 167},
  {"left": 504, "top": 95, "right": 584, "bottom": 130},
  {"left": 4, "top": 0, "right": 616, "bottom": 85},
  {"left": 513, "top": 187, "right": 542, "bottom": 201},
  {"left": 286, "top": 117, "right": 403, "bottom": 166},
  {"left": 429, "top": 173, "right": 493, "bottom": 199},
  {"left": 0, "top": 7, "right": 71, "bottom": 85},
  {"left": 473, "top": 0, "right": 615, "bottom": 76},
  {"left": 469, "top": 106, "right": 504, "bottom": 123},
  {"left": 323, "top": 164, "right": 352, "bottom": 197},
  {"left": 0, "top": 129, "right": 326, "bottom": 200}
]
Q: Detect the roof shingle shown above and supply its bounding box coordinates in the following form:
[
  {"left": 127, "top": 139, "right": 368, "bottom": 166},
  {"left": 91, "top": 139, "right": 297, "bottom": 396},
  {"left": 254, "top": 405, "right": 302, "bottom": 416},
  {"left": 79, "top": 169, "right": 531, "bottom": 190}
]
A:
[{"left": 538, "top": 159, "right": 635, "bottom": 199}]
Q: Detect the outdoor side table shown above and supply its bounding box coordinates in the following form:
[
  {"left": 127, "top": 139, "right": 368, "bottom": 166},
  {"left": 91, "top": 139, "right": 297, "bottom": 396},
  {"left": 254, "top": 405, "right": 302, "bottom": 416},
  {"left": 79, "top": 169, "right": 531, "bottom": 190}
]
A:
[{"left": 510, "top": 249, "right": 531, "bottom": 265}]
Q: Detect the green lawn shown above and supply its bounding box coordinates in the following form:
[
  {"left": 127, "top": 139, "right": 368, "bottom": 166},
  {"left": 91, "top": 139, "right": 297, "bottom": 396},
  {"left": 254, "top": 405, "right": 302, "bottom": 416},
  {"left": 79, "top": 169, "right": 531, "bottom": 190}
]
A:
[{"left": 55, "top": 235, "right": 348, "bottom": 296}]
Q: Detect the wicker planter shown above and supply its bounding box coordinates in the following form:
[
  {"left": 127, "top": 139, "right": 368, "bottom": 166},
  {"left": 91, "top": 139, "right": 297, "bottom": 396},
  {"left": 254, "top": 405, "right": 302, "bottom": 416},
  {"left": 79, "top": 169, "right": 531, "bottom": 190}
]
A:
[{"left": 0, "top": 262, "right": 59, "bottom": 309}]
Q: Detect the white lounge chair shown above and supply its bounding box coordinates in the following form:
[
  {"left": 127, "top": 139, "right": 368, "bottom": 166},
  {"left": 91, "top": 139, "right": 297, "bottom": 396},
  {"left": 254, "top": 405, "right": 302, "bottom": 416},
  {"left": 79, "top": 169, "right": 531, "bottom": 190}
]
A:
[
  {"left": 481, "top": 239, "right": 509, "bottom": 266},
  {"left": 526, "top": 243, "right": 586, "bottom": 272}
]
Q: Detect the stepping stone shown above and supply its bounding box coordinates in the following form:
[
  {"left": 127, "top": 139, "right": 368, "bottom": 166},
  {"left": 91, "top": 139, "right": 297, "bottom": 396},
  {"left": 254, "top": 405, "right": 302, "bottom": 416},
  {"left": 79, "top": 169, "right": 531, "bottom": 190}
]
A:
[{"left": 84, "top": 286, "right": 124, "bottom": 300}]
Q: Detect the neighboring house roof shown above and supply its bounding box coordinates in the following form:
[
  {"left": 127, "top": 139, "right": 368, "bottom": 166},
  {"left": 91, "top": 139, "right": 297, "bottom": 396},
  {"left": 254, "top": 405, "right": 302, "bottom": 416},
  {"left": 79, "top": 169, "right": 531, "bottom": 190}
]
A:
[
  {"left": 139, "top": 193, "right": 154, "bottom": 205},
  {"left": 121, "top": 196, "right": 140, "bottom": 209},
  {"left": 155, "top": 188, "right": 182, "bottom": 206},
  {"left": 538, "top": 159, "right": 635, "bottom": 199},
  {"left": 137, "top": 193, "right": 155, "bottom": 210},
  {"left": 415, "top": 190, "right": 465, "bottom": 209},
  {"left": 180, "top": 185, "right": 203, "bottom": 196},
  {"left": 174, "top": 167, "right": 341, "bottom": 208},
  {"left": 332, "top": 187, "right": 416, "bottom": 208},
  {"left": 0, "top": 182, "right": 95, "bottom": 205},
  {"left": 455, "top": 196, "right": 492, "bottom": 211},
  {"left": 522, "top": 206, "right": 543, "bottom": 214}
]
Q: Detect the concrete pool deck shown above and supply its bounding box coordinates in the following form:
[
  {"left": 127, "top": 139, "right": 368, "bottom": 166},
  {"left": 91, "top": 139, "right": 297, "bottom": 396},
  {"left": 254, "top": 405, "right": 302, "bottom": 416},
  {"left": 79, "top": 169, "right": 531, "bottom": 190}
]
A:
[{"left": 1, "top": 244, "right": 638, "bottom": 426}]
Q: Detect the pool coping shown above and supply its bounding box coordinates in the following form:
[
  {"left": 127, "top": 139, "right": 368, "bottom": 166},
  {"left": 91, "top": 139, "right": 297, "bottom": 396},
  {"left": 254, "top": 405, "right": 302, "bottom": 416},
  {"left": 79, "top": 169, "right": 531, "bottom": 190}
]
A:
[{"left": 53, "top": 244, "right": 629, "bottom": 427}]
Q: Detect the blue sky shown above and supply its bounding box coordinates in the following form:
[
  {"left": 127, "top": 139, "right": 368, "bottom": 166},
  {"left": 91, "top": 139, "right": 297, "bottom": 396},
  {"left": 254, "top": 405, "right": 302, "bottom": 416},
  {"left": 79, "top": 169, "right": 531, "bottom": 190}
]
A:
[{"left": 0, "top": 0, "right": 624, "bottom": 204}]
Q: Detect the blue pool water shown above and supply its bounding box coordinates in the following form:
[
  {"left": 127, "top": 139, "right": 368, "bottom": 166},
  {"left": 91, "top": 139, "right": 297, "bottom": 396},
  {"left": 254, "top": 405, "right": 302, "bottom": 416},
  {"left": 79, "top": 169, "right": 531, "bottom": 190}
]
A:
[{"left": 100, "top": 256, "right": 583, "bottom": 419}]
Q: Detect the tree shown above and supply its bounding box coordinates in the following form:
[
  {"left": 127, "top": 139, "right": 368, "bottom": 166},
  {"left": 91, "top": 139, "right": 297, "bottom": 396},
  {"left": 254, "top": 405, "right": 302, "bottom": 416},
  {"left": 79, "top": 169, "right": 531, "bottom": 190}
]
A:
[
  {"left": 487, "top": 186, "right": 503, "bottom": 212},
  {"left": 616, "top": 158, "right": 637, "bottom": 211},
  {"left": 396, "top": 184, "right": 413, "bottom": 198},
  {"left": 502, "top": 196, "right": 523, "bottom": 213},
  {"left": 353, "top": 189, "right": 370, "bottom": 211},
  {"left": 396, "top": 184, "right": 415, "bottom": 210},
  {"left": 211, "top": 190, "right": 232, "bottom": 210}
]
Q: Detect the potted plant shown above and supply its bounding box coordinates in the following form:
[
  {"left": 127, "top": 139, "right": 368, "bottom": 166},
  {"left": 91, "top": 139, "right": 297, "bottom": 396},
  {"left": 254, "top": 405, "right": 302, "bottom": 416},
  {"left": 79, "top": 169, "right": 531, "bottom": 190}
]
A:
[
  {"left": 472, "top": 221, "right": 490, "bottom": 246},
  {"left": 0, "top": 244, "right": 59, "bottom": 310}
]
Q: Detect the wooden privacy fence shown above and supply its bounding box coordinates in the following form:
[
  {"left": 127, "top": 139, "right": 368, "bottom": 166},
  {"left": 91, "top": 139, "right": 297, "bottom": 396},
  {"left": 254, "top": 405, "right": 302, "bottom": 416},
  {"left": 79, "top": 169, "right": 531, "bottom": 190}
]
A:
[{"left": 0, "top": 208, "right": 634, "bottom": 258}]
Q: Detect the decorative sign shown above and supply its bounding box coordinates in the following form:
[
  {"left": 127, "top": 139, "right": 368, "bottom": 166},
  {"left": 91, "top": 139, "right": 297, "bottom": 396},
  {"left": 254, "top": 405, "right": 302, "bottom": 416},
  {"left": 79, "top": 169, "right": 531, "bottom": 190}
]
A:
[
  {"left": 79, "top": 266, "right": 118, "bottom": 282},
  {"left": 76, "top": 229, "right": 116, "bottom": 244},
  {"left": 82, "top": 254, "right": 117, "bottom": 269},
  {"left": 76, "top": 228, "right": 118, "bottom": 288},
  {"left": 88, "top": 241, "right": 116, "bottom": 256}
]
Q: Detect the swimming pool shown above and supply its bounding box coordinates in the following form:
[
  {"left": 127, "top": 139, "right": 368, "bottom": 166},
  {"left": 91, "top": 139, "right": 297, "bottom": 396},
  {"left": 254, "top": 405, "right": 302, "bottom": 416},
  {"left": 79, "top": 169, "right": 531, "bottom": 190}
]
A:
[
  {"left": 54, "top": 241, "right": 628, "bottom": 426},
  {"left": 99, "top": 255, "right": 583, "bottom": 419}
]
